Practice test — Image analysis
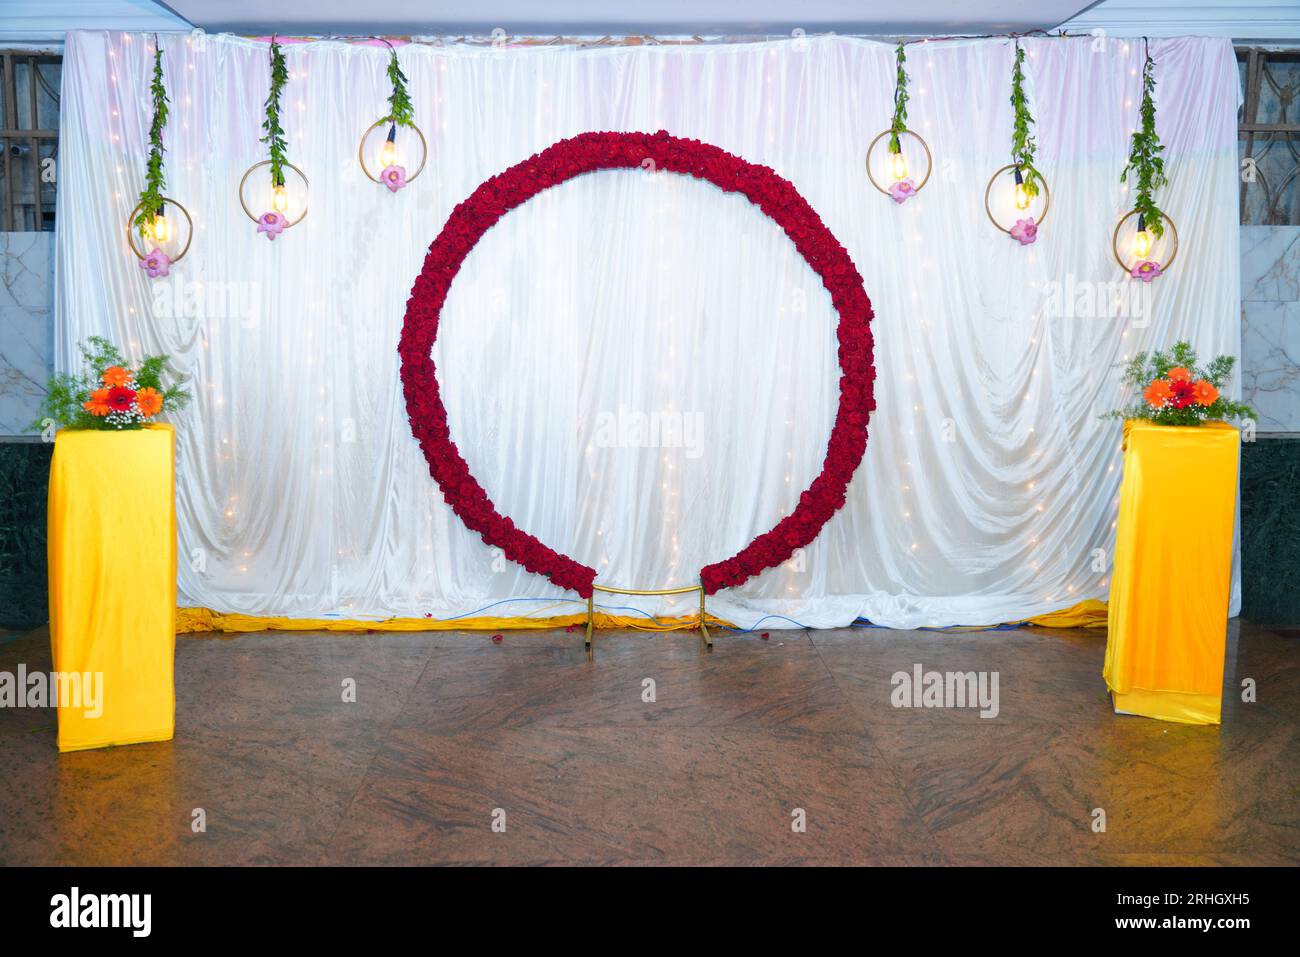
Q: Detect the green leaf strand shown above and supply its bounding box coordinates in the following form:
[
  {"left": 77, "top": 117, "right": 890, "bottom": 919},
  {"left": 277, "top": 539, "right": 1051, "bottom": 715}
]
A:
[
  {"left": 1009, "top": 42, "right": 1043, "bottom": 200},
  {"left": 1120, "top": 49, "right": 1169, "bottom": 238},
  {"left": 261, "top": 37, "right": 289, "bottom": 187},
  {"left": 386, "top": 48, "right": 414, "bottom": 127},
  {"left": 888, "top": 42, "right": 909, "bottom": 155},
  {"left": 134, "top": 41, "right": 169, "bottom": 238}
]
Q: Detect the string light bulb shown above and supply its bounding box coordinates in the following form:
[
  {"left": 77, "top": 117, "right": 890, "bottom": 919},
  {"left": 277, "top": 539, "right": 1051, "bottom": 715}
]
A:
[
  {"left": 1131, "top": 212, "right": 1153, "bottom": 259},
  {"left": 380, "top": 123, "right": 398, "bottom": 169},
  {"left": 150, "top": 209, "right": 169, "bottom": 243},
  {"left": 272, "top": 179, "right": 289, "bottom": 213},
  {"left": 1013, "top": 166, "right": 1030, "bottom": 211},
  {"left": 890, "top": 148, "right": 908, "bottom": 182}
]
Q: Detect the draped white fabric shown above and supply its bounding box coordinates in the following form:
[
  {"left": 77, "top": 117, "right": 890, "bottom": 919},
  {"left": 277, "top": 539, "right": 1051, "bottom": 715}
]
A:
[{"left": 55, "top": 31, "right": 1242, "bottom": 629}]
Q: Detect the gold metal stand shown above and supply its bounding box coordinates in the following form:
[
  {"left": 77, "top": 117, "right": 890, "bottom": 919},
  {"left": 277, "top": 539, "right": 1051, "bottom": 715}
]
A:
[{"left": 584, "top": 582, "right": 711, "bottom": 661}]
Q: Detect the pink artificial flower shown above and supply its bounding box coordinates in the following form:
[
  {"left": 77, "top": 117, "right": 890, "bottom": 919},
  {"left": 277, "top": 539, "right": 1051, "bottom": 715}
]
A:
[
  {"left": 1130, "top": 260, "right": 1163, "bottom": 282},
  {"left": 381, "top": 164, "right": 408, "bottom": 192},
  {"left": 139, "top": 248, "right": 171, "bottom": 279},
  {"left": 257, "top": 210, "right": 288, "bottom": 240},
  {"left": 888, "top": 178, "right": 917, "bottom": 204},
  {"left": 1009, "top": 217, "right": 1037, "bottom": 245}
]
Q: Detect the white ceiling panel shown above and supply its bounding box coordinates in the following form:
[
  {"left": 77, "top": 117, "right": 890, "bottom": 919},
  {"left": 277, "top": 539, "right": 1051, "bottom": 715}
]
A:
[
  {"left": 0, "top": 0, "right": 189, "bottom": 45},
  {"left": 156, "top": 1, "right": 1094, "bottom": 37}
]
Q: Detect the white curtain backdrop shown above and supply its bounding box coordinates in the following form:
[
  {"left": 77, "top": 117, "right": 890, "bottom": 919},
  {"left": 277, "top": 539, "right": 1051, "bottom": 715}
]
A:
[{"left": 55, "top": 31, "right": 1242, "bottom": 629}]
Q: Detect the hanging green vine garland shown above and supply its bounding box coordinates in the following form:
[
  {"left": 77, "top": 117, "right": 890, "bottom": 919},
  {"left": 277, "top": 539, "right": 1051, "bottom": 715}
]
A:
[
  {"left": 261, "top": 37, "right": 289, "bottom": 189},
  {"left": 1009, "top": 41, "right": 1042, "bottom": 200},
  {"left": 386, "top": 48, "right": 414, "bottom": 127},
  {"left": 133, "top": 41, "right": 168, "bottom": 239},
  {"left": 887, "top": 42, "right": 909, "bottom": 155},
  {"left": 1120, "top": 45, "right": 1169, "bottom": 238}
]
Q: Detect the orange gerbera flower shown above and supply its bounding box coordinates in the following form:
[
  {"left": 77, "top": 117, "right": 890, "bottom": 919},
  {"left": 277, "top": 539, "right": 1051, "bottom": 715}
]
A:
[
  {"left": 101, "top": 365, "right": 133, "bottom": 388},
  {"left": 135, "top": 386, "right": 163, "bottom": 417},
  {"left": 83, "top": 387, "right": 111, "bottom": 416},
  {"left": 1191, "top": 379, "right": 1219, "bottom": 406},
  {"left": 1166, "top": 366, "right": 1192, "bottom": 383},
  {"left": 1143, "top": 379, "right": 1173, "bottom": 409}
]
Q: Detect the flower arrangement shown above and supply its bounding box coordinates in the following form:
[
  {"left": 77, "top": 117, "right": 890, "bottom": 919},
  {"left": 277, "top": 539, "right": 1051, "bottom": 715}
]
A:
[
  {"left": 32, "top": 337, "right": 190, "bottom": 432},
  {"left": 400, "top": 130, "right": 875, "bottom": 597},
  {"left": 1106, "top": 342, "right": 1255, "bottom": 427}
]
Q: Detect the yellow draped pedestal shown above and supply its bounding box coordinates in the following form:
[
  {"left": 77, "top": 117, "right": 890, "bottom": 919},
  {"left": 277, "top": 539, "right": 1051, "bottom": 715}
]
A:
[
  {"left": 48, "top": 424, "right": 177, "bottom": 751},
  {"left": 1103, "top": 420, "right": 1239, "bottom": 725}
]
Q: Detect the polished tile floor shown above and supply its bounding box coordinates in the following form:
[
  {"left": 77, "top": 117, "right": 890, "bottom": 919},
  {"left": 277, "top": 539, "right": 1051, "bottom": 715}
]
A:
[{"left": 0, "top": 620, "right": 1296, "bottom": 866}]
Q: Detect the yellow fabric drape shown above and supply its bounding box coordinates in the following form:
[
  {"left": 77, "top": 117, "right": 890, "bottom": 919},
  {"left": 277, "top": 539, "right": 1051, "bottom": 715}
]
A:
[
  {"left": 176, "top": 607, "right": 730, "bottom": 634},
  {"left": 1024, "top": 599, "right": 1108, "bottom": 629},
  {"left": 48, "top": 424, "right": 176, "bottom": 751},
  {"left": 1103, "top": 420, "right": 1239, "bottom": 725},
  {"left": 175, "top": 599, "right": 1108, "bottom": 635}
]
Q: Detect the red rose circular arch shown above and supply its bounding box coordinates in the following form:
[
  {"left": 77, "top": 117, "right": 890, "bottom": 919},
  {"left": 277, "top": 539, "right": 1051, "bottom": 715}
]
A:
[{"left": 399, "top": 130, "right": 875, "bottom": 599}]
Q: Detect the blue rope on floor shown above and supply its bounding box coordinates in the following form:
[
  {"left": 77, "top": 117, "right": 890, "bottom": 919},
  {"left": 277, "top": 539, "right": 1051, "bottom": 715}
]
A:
[
  {"left": 715, "top": 615, "right": 813, "bottom": 633},
  {"left": 851, "top": 617, "right": 1025, "bottom": 632}
]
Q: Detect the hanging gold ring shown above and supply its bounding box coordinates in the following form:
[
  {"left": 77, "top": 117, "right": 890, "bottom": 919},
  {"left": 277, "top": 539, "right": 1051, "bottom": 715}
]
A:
[
  {"left": 238, "top": 161, "right": 309, "bottom": 227},
  {"left": 864, "top": 129, "right": 933, "bottom": 196},
  {"left": 984, "top": 164, "right": 1051, "bottom": 233},
  {"left": 124, "top": 196, "right": 193, "bottom": 264},
  {"left": 358, "top": 119, "right": 428, "bottom": 184},
  {"left": 1112, "top": 208, "right": 1179, "bottom": 275}
]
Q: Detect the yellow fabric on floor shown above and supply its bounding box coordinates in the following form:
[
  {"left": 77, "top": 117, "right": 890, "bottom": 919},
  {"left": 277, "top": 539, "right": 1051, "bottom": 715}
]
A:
[
  {"left": 176, "top": 607, "right": 729, "bottom": 634},
  {"left": 176, "top": 598, "right": 1109, "bottom": 635},
  {"left": 48, "top": 424, "right": 177, "bottom": 751},
  {"left": 1023, "top": 598, "right": 1108, "bottom": 628},
  {"left": 1103, "top": 420, "right": 1239, "bottom": 725}
]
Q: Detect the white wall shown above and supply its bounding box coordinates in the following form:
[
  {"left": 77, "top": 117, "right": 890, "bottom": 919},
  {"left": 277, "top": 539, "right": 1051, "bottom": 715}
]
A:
[{"left": 0, "top": 233, "right": 54, "bottom": 434}]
